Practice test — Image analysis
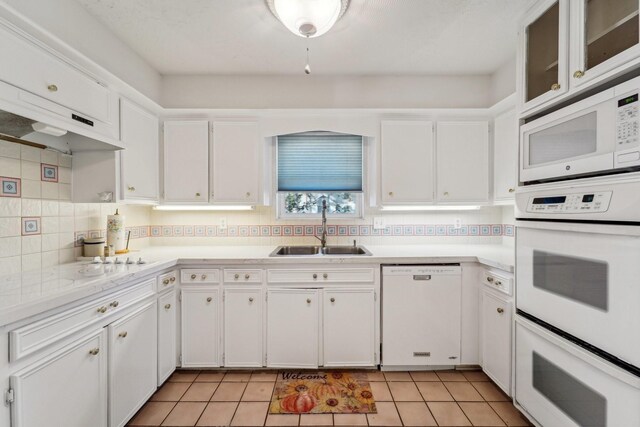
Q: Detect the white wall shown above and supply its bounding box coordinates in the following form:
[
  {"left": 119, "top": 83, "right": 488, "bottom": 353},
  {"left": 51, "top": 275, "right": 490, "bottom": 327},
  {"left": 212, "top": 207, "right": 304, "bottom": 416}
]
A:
[
  {"left": 0, "top": 0, "right": 162, "bottom": 103},
  {"left": 489, "top": 57, "right": 517, "bottom": 106},
  {"left": 161, "top": 74, "right": 493, "bottom": 109}
]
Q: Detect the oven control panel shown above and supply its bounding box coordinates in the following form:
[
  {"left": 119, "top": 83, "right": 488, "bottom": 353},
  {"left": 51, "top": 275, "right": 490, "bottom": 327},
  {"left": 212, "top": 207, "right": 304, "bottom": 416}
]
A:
[
  {"left": 526, "top": 192, "right": 612, "bottom": 213},
  {"left": 616, "top": 93, "right": 640, "bottom": 147}
]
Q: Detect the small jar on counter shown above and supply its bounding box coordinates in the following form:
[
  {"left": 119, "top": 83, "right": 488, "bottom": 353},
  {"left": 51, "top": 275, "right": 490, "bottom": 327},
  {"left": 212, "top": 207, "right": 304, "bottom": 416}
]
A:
[{"left": 84, "top": 237, "right": 106, "bottom": 257}]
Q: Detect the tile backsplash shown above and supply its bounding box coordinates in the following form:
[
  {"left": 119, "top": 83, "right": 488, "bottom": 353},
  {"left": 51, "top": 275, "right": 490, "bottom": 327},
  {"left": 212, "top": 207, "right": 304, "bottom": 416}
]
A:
[{"left": 0, "top": 141, "right": 150, "bottom": 274}]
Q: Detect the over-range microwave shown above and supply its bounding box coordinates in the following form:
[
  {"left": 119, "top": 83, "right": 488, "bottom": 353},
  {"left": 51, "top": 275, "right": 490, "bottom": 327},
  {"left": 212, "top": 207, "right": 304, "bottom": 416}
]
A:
[{"left": 520, "top": 76, "right": 640, "bottom": 184}]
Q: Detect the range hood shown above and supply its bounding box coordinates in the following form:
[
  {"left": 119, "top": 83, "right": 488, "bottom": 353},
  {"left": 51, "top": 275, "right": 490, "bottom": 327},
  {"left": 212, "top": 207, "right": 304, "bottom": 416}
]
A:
[{"left": 0, "top": 108, "right": 119, "bottom": 153}]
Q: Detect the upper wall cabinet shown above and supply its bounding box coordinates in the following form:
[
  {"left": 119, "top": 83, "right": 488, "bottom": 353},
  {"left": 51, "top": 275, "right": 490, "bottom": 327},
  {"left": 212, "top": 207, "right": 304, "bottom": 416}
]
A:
[
  {"left": 211, "top": 121, "right": 260, "bottom": 204},
  {"left": 163, "top": 121, "right": 209, "bottom": 203},
  {"left": 436, "top": 121, "right": 489, "bottom": 204},
  {"left": 380, "top": 120, "right": 434, "bottom": 205},
  {"left": 493, "top": 108, "right": 518, "bottom": 203},
  {"left": 0, "top": 23, "right": 119, "bottom": 143},
  {"left": 120, "top": 99, "right": 159, "bottom": 203},
  {"left": 519, "top": 0, "right": 569, "bottom": 113},
  {"left": 520, "top": 0, "right": 640, "bottom": 115}
]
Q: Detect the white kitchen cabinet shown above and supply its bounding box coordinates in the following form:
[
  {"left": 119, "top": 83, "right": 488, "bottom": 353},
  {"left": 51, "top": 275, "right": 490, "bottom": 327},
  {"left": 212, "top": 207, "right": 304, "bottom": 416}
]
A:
[
  {"left": 380, "top": 120, "right": 434, "bottom": 204},
  {"left": 436, "top": 121, "right": 489, "bottom": 203},
  {"left": 493, "top": 108, "right": 518, "bottom": 202},
  {"left": 163, "top": 121, "right": 209, "bottom": 203},
  {"left": 108, "top": 301, "right": 157, "bottom": 427},
  {"left": 181, "top": 287, "right": 220, "bottom": 367},
  {"left": 211, "top": 121, "right": 260, "bottom": 204},
  {"left": 323, "top": 288, "right": 375, "bottom": 367},
  {"left": 223, "top": 287, "right": 264, "bottom": 367},
  {"left": 157, "top": 290, "right": 176, "bottom": 385},
  {"left": 481, "top": 289, "right": 512, "bottom": 396},
  {"left": 9, "top": 328, "right": 108, "bottom": 427},
  {"left": 120, "top": 99, "right": 159, "bottom": 202},
  {"left": 267, "top": 288, "right": 319, "bottom": 368}
]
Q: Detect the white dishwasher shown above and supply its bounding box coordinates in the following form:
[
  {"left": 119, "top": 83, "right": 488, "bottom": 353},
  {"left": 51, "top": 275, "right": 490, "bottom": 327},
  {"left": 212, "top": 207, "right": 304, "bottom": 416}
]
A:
[{"left": 382, "top": 265, "right": 462, "bottom": 368}]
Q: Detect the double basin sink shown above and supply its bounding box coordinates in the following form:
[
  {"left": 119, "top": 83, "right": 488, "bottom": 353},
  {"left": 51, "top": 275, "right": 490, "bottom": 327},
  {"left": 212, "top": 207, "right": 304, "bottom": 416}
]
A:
[{"left": 270, "top": 245, "right": 372, "bottom": 257}]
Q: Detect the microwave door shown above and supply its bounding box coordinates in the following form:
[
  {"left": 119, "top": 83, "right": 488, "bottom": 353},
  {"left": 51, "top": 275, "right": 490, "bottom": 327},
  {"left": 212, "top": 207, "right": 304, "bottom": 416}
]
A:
[{"left": 520, "top": 100, "right": 616, "bottom": 183}]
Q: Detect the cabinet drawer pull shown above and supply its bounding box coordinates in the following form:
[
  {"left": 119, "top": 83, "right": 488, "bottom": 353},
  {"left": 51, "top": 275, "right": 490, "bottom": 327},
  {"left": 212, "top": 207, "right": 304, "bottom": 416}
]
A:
[
  {"left": 164, "top": 304, "right": 171, "bottom": 310},
  {"left": 201, "top": 274, "right": 207, "bottom": 280},
  {"left": 497, "top": 308, "right": 504, "bottom": 314},
  {"left": 245, "top": 274, "right": 250, "bottom": 280},
  {"left": 97, "top": 306, "right": 108, "bottom": 314},
  {"left": 47, "top": 84, "right": 58, "bottom": 92},
  {"left": 191, "top": 274, "right": 197, "bottom": 280},
  {"left": 249, "top": 297, "right": 254, "bottom": 303},
  {"left": 88, "top": 348, "right": 100, "bottom": 356},
  {"left": 163, "top": 278, "right": 170, "bottom": 285},
  {"left": 170, "top": 277, "right": 176, "bottom": 283},
  {"left": 118, "top": 331, "right": 128, "bottom": 338},
  {"left": 109, "top": 301, "right": 119, "bottom": 308},
  {"left": 486, "top": 276, "right": 494, "bottom": 283},
  {"left": 330, "top": 297, "right": 335, "bottom": 303},
  {"left": 495, "top": 281, "right": 502, "bottom": 286},
  {"left": 206, "top": 297, "right": 212, "bottom": 303},
  {"left": 234, "top": 273, "right": 239, "bottom": 280},
  {"left": 306, "top": 298, "right": 311, "bottom": 304},
  {"left": 323, "top": 273, "right": 328, "bottom": 279},
  {"left": 312, "top": 273, "right": 318, "bottom": 279}
]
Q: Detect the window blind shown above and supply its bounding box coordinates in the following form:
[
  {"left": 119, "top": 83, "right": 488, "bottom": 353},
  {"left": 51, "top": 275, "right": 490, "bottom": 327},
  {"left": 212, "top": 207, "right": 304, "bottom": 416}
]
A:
[{"left": 277, "top": 132, "right": 363, "bottom": 192}]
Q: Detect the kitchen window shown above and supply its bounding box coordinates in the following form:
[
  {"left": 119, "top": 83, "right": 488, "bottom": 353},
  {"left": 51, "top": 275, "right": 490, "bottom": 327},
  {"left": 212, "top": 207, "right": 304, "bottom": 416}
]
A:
[{"left": 277, "top": 132, "right": 363, "bottom": 218}]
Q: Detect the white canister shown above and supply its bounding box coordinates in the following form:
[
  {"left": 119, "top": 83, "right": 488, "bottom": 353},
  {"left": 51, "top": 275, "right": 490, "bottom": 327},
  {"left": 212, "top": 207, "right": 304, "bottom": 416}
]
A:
[
  {"left": 106, "top": 209, "right": 126, "bottom": 253},
  {"left": 84, "top": 237, "right": 105, "bottom": 257}
]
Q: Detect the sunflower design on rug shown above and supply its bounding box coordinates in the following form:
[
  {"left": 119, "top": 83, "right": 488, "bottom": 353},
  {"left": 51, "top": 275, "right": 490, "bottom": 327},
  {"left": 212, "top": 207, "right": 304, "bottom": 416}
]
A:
[{"left": 269, "top": 371, "right": 377, "bottom": 414}]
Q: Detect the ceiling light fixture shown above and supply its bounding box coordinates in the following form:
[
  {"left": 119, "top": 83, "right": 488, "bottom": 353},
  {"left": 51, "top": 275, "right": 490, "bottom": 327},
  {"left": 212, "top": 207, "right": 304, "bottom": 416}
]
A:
[{"left": 266, "top": 0, "right": 349, "bottom": 38}]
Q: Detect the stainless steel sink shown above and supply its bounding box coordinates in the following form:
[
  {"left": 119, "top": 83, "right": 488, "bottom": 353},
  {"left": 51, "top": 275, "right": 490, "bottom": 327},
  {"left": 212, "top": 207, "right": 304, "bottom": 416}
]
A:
[{"left": 270, "top": 245, "right": 371, "bottom": 257}]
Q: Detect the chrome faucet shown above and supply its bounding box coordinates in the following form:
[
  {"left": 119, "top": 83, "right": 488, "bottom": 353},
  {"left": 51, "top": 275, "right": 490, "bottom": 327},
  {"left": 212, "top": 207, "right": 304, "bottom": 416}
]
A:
[{"left": 315, "top": 199, "right": 328, "bottom": 249}]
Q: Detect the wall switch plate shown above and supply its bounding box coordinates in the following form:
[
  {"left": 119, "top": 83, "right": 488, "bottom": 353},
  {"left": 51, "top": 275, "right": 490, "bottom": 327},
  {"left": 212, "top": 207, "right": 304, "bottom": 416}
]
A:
[
  {"left": 373, "top": 217, "right": 385, "bottom": 230},
  {"left": 454, "top": 218, "right": 462, "bottom": 229},
  {"left": 220, "top": 217, "right": 227, "bottom": 230}
]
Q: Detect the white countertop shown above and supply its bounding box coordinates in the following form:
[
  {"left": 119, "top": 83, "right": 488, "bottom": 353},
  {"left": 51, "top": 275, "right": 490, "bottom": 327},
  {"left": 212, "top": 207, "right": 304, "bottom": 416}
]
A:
[{"left": 0, "top": 244, "right": 514, "bottom": 327}]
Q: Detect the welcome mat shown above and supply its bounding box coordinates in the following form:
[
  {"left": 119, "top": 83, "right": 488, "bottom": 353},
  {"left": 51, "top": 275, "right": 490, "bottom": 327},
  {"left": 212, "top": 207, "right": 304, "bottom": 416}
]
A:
[{"left": 269, "top": 371, "right": 377, "bottom": 414}]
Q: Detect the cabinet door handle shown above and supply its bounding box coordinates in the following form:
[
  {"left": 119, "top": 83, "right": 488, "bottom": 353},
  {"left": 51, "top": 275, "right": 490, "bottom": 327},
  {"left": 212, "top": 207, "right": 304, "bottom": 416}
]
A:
[
  {"left": 206, "top": 297, "right": 212, "bottom": 303},
  {"left": 118, "top": 331, "right": 128, "bottom": 338},
  {"left": 246, "top": 192, "right": 251, "bottom": 197},
  {"left": 306, "top": 298, "right": 312, "bottom": 304},
  {"left": 245, "top": 274, "right": 250, "bottom": 280},
  {"left": 163, "top": 278, "right": 170, "bottom": 285},
  {"left": 330, "top": 297, "right": 335, "bottom": 303},
  {"left": 573, "top": 70, "right": 584, "bottom": 79},
  {"left": 388, "top": 191, "right": 394, "bottom": 197},
  {"left": 234, "top": 273, "right": 239, "bottom": 280},
  {"left": 191, "top": 274, "right": 197, "bottom": 280},
  {"left": 497, "top": 308, "right": 504, "bottom": 314},
  {"left": 109, "top": 301, "right": 119, "bottom": 308},
  {"left": 47, "top": 84, "right": 58, "bottom": 92},
  {"left": 127, "top": 186, "right": 136, "bottom": 192},
  {"left": 443, "top": 191, "right": 449, "bottom": 196},
  {"left": 249, "top": 297, "right": 254, "bottom": 303},
  {"left": 196, "top": 192, "right": 201, "bottom": 197},
  {"left": 323, "top": 273, "right": 328, "bottom": 279},
  {"left": 164, "top": 304, "right": 171, "bottom": 310},
  {"left": 551, "top": 83, "right": 561, "bottom": 91},
  {"left": 97, "top": 306, "right": 108, "bottom": 313},
  {"left": 312, "top": 273, "right": 318, "bottom": 279},
  {"left": 508, "top": 188, "right": 515, "bottom": 193},
  {"left": 89, "top": 348, "right": 100, "bottom": 355}
]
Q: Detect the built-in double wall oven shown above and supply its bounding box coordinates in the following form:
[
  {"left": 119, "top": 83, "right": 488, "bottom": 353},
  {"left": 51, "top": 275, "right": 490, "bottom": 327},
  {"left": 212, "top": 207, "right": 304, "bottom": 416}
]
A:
[{"left": 514, "top": 173, "right": 640, "bottom": 426}]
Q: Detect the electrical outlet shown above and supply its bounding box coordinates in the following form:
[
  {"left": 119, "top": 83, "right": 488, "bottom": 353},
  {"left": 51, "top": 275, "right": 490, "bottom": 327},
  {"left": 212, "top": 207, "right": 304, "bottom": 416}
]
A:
[
  {"left": 454, "top": 218, "right": 462, "bottom": 229},
  {"left": 220, "top": 217, "right": 228, "bottom": 230},
  {"left": 373, "top": 217, "right": 385, "bottom": 230}
]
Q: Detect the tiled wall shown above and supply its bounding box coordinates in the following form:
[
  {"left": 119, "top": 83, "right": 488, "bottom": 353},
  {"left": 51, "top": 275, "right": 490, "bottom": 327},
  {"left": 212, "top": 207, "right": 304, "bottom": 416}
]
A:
[{"left": 0, "top": 141, "right": 150, "bottom": 274}]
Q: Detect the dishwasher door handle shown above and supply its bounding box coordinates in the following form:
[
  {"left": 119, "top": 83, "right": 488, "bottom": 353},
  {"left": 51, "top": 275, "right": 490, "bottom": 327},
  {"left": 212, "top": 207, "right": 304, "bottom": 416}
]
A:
[{"left": 413, "top": 275, "right": 432, "bottom": 281}]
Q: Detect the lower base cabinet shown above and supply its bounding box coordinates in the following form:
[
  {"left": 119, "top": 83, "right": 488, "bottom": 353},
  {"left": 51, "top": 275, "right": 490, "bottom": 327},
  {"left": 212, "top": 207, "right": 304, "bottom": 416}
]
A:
[
  {"left": 181, "top": 288, "right": 220, "bottom": 367},
  {"left": 323, "top": 288, "right": 375, "bottom": 366},
  {"left": 481, "top": 290, "right": 512, "bottom": 395},
  {"left": 109, "top": 301, "right": 158, "bottom": 427},
  {"left": 9, "top": 328, "right": 108, "bottom": 427},
  {"left": 157, "top": 290, "right": 177, "bottom": 385},
  {"left": 266, "top": 289, "right": 319, "bottom": 368},
  {"left": 224, "top": 287, "right": 264, "bottom": 367}
]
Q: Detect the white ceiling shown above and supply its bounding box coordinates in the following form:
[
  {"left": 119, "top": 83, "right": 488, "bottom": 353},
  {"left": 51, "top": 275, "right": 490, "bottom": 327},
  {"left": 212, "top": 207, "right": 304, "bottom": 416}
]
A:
[{"left": 75, "top": 0, "right": 534, "bottom": 76}]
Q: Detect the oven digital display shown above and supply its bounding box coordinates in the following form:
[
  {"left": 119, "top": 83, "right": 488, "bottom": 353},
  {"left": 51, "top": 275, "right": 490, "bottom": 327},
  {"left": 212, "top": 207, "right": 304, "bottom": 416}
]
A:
[
  {"left": 582, "top": 194, "right": 595, "bottom": 203},
  {"left": 618, "top": 93, "right": 638, "bottom": 107},
  {"left": 532, "top": 196, "right": 567, "bottom": 205}
]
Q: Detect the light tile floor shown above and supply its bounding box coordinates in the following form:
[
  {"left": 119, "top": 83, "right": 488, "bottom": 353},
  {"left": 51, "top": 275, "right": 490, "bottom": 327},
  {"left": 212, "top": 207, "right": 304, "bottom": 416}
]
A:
[{"left": 127, "top": 369, "right": 532, "bottom": 426}]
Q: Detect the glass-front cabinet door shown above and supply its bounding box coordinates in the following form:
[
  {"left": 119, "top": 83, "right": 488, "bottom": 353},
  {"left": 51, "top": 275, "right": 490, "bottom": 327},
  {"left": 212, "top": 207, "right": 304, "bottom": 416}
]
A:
[
  {"left": 520, "top": 0, "right": 569, "bottom": 112},
  {"left": 571, "top": 0, "right": 640, "bottom": 87}
]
